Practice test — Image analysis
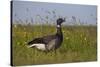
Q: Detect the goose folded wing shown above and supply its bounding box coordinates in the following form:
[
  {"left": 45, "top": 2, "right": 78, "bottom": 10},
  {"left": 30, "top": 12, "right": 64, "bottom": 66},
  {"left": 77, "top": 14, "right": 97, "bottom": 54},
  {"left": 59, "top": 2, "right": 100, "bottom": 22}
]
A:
[
  {"left": 42, "top": 34, "right": 56, "bottom": 44},
  {"left": 28, "top": 38, "right": 44, "bottom": 45},
  {"left": 28, "top": 34, "right": 56, "bottom": 45}
]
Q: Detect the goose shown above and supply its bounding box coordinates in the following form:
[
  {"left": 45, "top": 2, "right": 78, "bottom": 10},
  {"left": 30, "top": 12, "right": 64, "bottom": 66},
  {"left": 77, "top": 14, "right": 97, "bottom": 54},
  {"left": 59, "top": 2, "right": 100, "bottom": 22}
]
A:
[{"left": 27, "top": 18, "right": 65, "bottom": 52}]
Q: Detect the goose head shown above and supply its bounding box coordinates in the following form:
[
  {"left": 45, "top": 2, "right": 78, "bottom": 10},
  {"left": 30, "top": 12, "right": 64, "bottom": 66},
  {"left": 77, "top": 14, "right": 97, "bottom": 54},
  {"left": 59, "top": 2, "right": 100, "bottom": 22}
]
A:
[{"left": 57, "top": 18, "right": 65, "bottom": 25}]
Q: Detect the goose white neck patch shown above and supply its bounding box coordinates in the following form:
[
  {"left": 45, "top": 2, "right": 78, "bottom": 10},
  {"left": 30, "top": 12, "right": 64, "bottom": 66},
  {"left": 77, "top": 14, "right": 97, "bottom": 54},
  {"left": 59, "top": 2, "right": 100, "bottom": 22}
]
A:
[{"left": 57, "top": 25, "right": 60, "bottom": 27}]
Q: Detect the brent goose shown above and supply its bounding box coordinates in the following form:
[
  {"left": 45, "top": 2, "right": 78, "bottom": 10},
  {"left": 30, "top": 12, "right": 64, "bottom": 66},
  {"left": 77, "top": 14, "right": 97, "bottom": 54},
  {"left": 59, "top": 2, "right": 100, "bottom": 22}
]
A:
[{"left": 27, "top": 18, "right": 65, "bottom": 51}]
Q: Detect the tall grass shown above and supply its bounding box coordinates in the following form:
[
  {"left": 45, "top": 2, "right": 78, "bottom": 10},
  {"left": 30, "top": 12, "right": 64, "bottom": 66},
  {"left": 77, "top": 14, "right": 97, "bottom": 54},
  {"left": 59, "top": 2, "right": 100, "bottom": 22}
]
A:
[{"left": 12, "top": 24, "right": 97, "bottom": 66}]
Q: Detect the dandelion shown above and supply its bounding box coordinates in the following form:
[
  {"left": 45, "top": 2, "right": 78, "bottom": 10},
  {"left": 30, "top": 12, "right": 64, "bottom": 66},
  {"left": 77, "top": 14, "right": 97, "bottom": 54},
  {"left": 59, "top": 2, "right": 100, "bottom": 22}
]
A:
[
  {"left": 80, "top": 34, "right": 83, "bottom": 37},
  {"left": 84, "top": 37, "right": 87, "bottom": 41},
  {"left": 17, "top": 42, "right": 20, "bottom": 45},
  {"left": 63, "top": 30, "right": 65, "bottom": 33},
  {"left": 66, "top": 37, "right": 69, "bottom": 40}
]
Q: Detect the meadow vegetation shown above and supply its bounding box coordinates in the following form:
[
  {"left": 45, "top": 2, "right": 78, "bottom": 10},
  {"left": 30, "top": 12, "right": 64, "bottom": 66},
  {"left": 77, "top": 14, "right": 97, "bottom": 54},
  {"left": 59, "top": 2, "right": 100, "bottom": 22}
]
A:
[{"left": 12, "top": 24, "right": 97, "bottom": 66}]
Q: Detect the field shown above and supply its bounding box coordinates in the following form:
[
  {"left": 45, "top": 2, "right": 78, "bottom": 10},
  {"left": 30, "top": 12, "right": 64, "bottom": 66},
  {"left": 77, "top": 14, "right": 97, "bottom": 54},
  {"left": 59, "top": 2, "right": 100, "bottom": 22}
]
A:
[{"left": 12, "top": 24, "right": 97, "bottom": 66}]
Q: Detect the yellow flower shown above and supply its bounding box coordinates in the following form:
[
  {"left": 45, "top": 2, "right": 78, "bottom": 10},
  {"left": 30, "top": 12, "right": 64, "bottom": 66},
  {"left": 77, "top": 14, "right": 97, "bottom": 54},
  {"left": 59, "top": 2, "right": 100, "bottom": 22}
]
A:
[
  {"left": 80, "top": 34, "right": 83, "bottom": 37},
  {"left": 66, "top": 37, "right": 69, "bottom": 40},
  {"left": 63, "top": 31, "right": 65, "bottom": 33},
  {"left": 17, "top": 42, "right": 20, "bottom": 45},
  {"left": 84, "top": 37, "right": 87, "bottom": 40}
]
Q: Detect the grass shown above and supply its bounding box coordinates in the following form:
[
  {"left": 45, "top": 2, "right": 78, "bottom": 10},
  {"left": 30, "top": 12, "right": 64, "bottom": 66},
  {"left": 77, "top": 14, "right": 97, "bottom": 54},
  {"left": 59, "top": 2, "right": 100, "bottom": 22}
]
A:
[{"left": 12, "top": 24, "right": 97, "bottom": 66}]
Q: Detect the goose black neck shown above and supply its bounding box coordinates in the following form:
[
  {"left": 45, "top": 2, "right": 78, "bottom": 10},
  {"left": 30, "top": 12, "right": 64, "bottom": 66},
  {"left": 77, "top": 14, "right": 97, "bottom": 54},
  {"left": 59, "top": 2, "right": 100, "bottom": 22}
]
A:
[{"left": 56, "top": 24, "right": 62, "bottom": 36}]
